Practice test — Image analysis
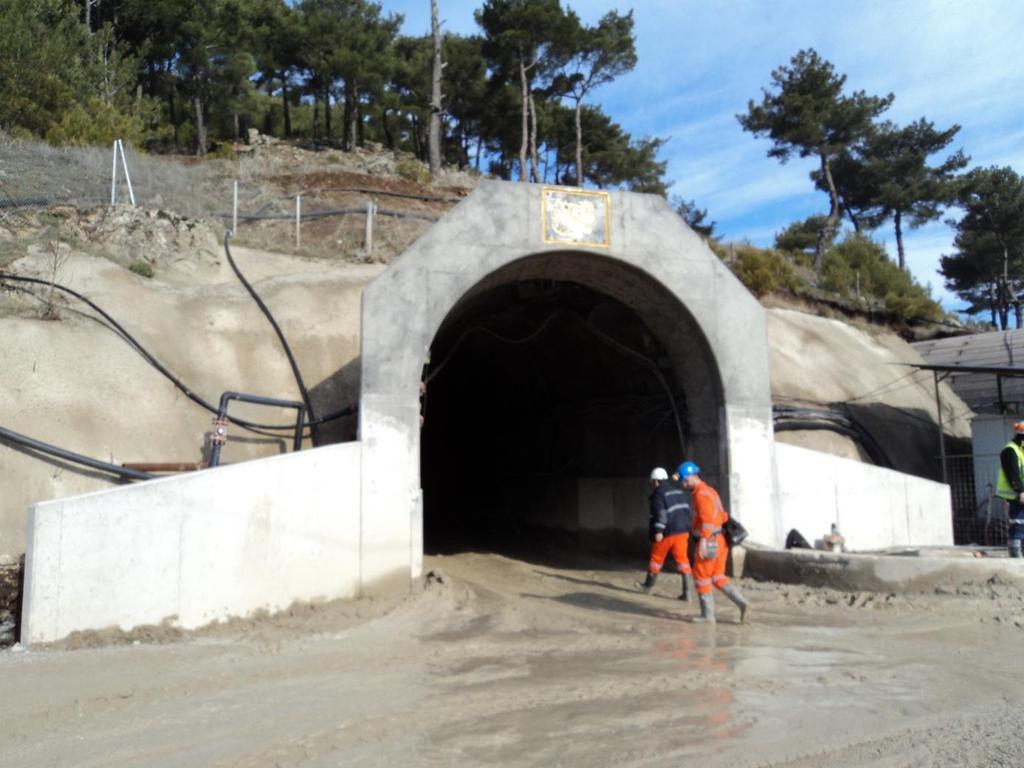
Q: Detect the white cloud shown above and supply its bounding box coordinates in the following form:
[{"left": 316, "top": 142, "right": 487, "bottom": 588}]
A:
[{"left": 388, "top": 0, "right": 1023, "bottom": 294}]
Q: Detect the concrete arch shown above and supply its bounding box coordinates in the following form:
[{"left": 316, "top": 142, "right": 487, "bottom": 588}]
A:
[{"left": 359, "top": 181, "right": 778, "bottom": 587}]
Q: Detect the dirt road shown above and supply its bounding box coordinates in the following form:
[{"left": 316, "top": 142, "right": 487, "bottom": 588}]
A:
[{"left": 2, "top": 551, "right": 1023, "bottom": 767}]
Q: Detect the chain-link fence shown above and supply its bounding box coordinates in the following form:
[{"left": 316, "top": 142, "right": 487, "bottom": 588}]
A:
[
  {"left": 0, "top": 134, "right": 465, "bottom": 263},
  {"left": 0, "top": 134, "right": 228, "bottom": 219},
  {"left": 223, "top": 181, "right": 444, "bottom": 262},
  {"left": 946, "top": 452, "right": 1009, "bottom": 546}
]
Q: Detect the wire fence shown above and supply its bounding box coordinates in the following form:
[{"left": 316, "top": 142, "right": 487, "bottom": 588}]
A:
[
  {"left": 946, "top": 452, "right": 1009, "bottom": 546},
  {"left": 221, "top": 181, "right": 442, "bottom": 262},
  {"left": 0, "top": 133, "right": 463, "bottom": 263},
  {"left": 0, "top": 134, "right": 226, "bottom": 221}
]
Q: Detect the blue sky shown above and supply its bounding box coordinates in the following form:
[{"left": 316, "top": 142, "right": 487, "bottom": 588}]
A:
[{"left": 388, "top": 0, "right": 1024, "bottom": 309}]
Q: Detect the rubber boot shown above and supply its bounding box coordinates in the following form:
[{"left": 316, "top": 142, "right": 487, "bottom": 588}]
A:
[
  {"left": 678, "top": 573, "right": 694, "bottom": 602},
  {"left": 635, "top": 572, "right": 658, "bottom": 594},
  {"left": 721, "top": 583, "right": 749, "bottom": 624},
  {"left": 692, "top": 593, "right": 715, "bottom": 624},
  {"left": 1010, "top": 539, "right": 1022, "bottom": 559}
]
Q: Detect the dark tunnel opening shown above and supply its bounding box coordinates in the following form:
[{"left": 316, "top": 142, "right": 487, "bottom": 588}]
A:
[{"left": 420, "top": 278, "right": 689, "bottom": 561}]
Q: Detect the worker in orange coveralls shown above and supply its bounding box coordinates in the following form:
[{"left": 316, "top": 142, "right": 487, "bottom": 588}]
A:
[
  {"left": 635, "top": 467, "right": 694, "bottom": 601},
  {"left": 678, "top": 461, "right": 748, "bottom": 624}
]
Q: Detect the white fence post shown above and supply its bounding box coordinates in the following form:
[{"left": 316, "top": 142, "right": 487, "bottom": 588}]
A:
[
  {"left": 117, "top": 139, "right": 136, "bottom": 207},
  {"left": 295, "top": 194, "right": 301, "bottom": 250},
  {"left": 232, "top": 180, "right": 238, "bottom": 236},
  {"left": 110, "top": 140, "right": 118, "bottom": 206},
  {"left": 365, "top": 200, "right": 375, "bottom": 255}
]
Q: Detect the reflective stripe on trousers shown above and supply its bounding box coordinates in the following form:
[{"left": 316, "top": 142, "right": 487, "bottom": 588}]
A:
[{"left": 648, "top": 533, "right": 691, "bottom": 574}]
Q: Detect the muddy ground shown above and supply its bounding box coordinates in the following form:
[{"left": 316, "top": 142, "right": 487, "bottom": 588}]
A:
[{"left": 2, "top": 550, "right": 1022, "bottom": 767}]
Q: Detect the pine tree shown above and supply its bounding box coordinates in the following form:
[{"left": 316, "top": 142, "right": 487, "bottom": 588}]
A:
[
  {"left": 476, "top": 0, "right": 573, "bottom": 182},
  {"left": 942, "top": 166, "right": 1024, "bottom": 327},
  {"left": 739, "top": 49, "right": 892, "bottom": 265},
  {"left": 552, "top": 10, "right": 636, "bottom": 186}
]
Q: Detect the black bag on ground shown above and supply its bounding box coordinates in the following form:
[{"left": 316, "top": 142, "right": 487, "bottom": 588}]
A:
[
  {"left": 785, "top": 528, "right": 811, "bottom": 549},
  {"left": 723, "top": 517, "right": 747, "bottom": 547}
]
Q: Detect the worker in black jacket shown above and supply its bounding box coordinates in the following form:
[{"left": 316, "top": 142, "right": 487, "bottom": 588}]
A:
[{"left": 636, "top": 467, "right": 695, "bottom": 600}]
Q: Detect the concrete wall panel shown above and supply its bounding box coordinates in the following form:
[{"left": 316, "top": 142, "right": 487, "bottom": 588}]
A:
[
  {"left": 22, "top": 442, "right": 362, "bottom": 644},
  {"left": 725, "top": 406, "right": 781, "bottom": 545},
  {"left": 358, "top": 395, "right": 419, "bottom": 587},
  {"left": 774, "top": 442, "right": 952, "bottom": 550}
]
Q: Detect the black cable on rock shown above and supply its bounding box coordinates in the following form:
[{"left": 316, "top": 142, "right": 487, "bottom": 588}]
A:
[
  {"left": 0, "top": 272, "right": 353, "bottom": 432},
  {"left": 1, "top": 272, "right": 281, "bottom": 432},
  {"left": 223, "top": 233, "right": 320, "bottom": 445},
  {"left": 0, "top": 424, "right": 154, "bottom": 481}
]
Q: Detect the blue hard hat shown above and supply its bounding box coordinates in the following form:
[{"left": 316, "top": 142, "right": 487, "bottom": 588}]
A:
[{"left": 677, "top": 461, "right": 700, "bottom": 479}]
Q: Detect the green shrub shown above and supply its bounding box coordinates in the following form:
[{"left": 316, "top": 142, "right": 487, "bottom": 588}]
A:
[
  {"left": 37, "top": 212, "right": 66, "bottom": 227},
  {"left": 884, "top": 291, "right": 942, "bottom": 322},
  {"left": 326, "top": 153, "right": 342, "bottom": 164},
  {"left": 824, "top": 235, "right": 906, "bottom": 295},
  {"left": 395, "top": 158, "right": 430, "bottom": 183},
  {"left": 822, "top": 234, "right": 943, "bottom": 321},
  {"left": 8, "top": 126, "right": 35, "bottom": 141},
  {"left": 819, "top": 250, "right": 855, "bottom": 293},
  {"left": 775, "top": 214, "right": 831, "bottom": 257},
  {"left": 708, "top": 240, "right": 728, "bottom": 260},
  {"left": 208, "top": 142, "right": 237, "bottom": 161},
  {"left": 176, "top": 122, "right": 196, "bottom": 153},
  {"left": 45, "top": 98, "right": 142, "bottom": 147},
  {"left": 129, "top": 260, "right": 154, "bottom": 278},
  {"left": 731, "top": 245, "right": 796, "bottom": 297}
]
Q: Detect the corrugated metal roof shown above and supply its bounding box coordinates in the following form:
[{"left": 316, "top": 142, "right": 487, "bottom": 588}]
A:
[{"left": 912, "top": 330, "right": 1024, "bottom": 414}]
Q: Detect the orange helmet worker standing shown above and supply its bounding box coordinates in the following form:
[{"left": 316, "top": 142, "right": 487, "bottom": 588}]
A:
[{"left": 678, "top": 461, "right": 749, "bottom": 624}]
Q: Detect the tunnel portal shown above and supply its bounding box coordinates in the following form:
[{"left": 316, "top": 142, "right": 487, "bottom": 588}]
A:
[
  {"left": 422, "top": 279, "right": 683, "bottom": 554},
  {"left": 420, "top": 251, "right": 725, "bottom": 558},
  {"left": 357, "top": 182, "right": 776, "bottom": 588}
]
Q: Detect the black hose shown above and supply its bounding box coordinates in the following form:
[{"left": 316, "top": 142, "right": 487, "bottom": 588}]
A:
[
  {"left": 773, "top": 419, "right": 892, "bottom": 468},
  {"left": 0, "top": 424, "right": 154, "bottom": 481},
  {"left": 773, "top": 404, "right": 853, "bottom": 427},
  {"left": 842, "top": 409, "right": 894, "bottom": 468},
  {"left": 221, "top": 207, "right": 439, "bottom": 223},
  {"left": 222, "top": 234, "right": 321, "bottom": 446},
  {"left": 772, "top": 403, "right": 894, "bottom": 468},
  {"left": 0, "top": 273, "right": 355, "bottom": 432},
  {"left": 773, "top": 420, "right": 863, "bottom": 440},
  {"left": 1, "top": 273, "right": 290, "bottom": 432}
]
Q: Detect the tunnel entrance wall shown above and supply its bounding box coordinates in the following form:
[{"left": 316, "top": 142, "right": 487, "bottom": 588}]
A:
[
  {"left": 360, "top": 181, "right": 777, "bottom": 584},
  {"left": 17, "top": 183, "right": 957, "bottom": 645}
]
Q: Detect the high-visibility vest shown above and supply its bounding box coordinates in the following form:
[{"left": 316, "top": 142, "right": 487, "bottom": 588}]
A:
[{"left": 996, "top": 440, "right": 1024, "bottom": 500}]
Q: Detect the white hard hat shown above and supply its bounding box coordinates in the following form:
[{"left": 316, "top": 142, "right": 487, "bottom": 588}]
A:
[{"left": 650, "top": 467, "right": 669, "bottom": 481}]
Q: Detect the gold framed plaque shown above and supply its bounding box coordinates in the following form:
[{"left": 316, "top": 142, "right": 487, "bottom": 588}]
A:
[{"left": 541, "top": 187, "right": 610, "bottom": 248}]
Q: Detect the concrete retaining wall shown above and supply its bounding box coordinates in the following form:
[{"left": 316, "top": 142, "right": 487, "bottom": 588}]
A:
[
  {"left": 743, "top": 548, "right": 1024, "bottom": 593},
  {"left": 22, "top": 442, "right": 363, "bottom": 644},
  {"left": 774, "top": 442, "right": 952, "bottom": 550}
]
